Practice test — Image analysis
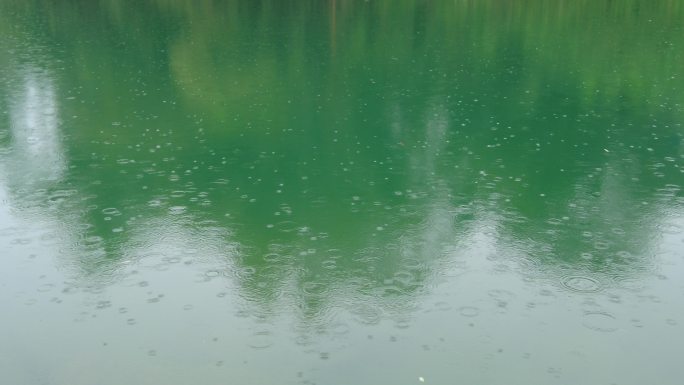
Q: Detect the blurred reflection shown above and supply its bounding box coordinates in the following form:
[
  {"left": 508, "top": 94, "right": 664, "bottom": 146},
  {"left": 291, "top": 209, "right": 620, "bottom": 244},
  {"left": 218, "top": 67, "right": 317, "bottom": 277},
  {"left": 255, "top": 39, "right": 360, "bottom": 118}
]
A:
[
  {"left": 0, "top": 0, "right": 682, "bottom": 330},
  {"left": 3, "top": 67, "right": 64, "bottom": 189}
]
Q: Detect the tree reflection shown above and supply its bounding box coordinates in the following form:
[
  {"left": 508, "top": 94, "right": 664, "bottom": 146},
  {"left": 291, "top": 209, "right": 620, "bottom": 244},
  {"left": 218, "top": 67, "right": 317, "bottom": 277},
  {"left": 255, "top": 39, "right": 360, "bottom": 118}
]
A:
[{"left": 0, "top": 0, "right": 682, "bottom": 325}]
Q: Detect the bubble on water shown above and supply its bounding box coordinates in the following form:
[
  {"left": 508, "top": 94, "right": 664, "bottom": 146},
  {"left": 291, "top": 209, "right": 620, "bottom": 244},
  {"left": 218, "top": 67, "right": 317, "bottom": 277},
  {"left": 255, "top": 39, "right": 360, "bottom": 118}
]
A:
[
  {"left": 249, "top": 330, "right": 274, "bottom": 349},
  {"left": 561, "top": 275, "right": 602, "bottom": 293},
  {"left": 127, "top": 318, "right": 137, "bottom": 325},
  {"left": 583, "top": 312, "right": 617, "bottom": 332},
  {"left": 459, "top": 306, "right": 480, "bottom": 317},
  {"left": 321, "top": 259, "right": 337, "bottom": 269}
]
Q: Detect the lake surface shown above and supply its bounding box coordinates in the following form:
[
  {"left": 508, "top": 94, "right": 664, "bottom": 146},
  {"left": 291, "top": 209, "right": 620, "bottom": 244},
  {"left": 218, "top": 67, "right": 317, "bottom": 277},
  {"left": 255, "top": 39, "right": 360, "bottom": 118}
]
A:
[{"left": 1, "top": 1, "right": 683, "bottom": 384}]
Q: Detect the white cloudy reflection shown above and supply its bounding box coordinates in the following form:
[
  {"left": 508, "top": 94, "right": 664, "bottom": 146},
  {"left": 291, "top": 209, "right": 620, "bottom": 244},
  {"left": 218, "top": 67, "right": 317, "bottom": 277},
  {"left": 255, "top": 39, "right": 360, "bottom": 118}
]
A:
[{"left": 4, "top": 67, "right": 65, "bottom": 188}]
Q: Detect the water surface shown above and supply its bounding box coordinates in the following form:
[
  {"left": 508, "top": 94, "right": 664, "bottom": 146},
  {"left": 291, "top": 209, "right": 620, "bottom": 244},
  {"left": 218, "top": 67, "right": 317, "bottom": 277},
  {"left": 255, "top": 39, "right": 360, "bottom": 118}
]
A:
[{"left": 1, "top": 1, "right": 683, "bottom": 384}]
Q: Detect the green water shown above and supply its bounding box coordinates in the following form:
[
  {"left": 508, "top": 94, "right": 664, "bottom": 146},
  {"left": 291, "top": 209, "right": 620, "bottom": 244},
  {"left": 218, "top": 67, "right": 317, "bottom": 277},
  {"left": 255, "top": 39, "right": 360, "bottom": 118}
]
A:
[{"left": 1, "top": 1, "right": 683, "bottom": 384}]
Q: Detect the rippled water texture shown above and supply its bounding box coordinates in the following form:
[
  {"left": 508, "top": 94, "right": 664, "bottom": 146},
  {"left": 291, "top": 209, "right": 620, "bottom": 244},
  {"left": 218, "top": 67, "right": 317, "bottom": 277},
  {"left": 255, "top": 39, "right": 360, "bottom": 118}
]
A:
[{"left": 1, "top": 1, "right": 683, "bottom": 384}]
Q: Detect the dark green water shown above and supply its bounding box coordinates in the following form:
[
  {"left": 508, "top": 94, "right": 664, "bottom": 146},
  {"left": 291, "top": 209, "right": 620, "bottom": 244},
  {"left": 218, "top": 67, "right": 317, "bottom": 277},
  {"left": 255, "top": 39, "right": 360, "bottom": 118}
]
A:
[{"left": 1, "top": 1, "right": 683, "bottom": 384}]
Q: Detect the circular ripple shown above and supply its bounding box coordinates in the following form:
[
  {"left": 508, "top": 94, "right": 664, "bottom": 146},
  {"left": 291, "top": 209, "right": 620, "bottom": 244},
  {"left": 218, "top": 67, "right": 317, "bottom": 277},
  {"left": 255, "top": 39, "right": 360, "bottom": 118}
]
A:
[
  {"left": 302, "top": 282, "right": 327, "bottom": 296},
  {"left": 263, "top": 253, "right": 281, "bottom": 263},
  {"left": 561, "top": 276, "right": 602, "bottom": 293},
  {"left": 249, "top": 331, "right": 274, "bottom": 349},
  {"left": 459, "top": 306, "right": 480, "bottom": 317},
  {"left": 583, "top": 312, "right": 617, "bottom": 332}
]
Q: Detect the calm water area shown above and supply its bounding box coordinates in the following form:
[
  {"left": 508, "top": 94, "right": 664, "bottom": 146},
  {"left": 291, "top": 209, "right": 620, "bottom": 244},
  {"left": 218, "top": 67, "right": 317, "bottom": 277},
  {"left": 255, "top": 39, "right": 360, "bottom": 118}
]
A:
[{"left": 1, "top": 1, "right": 684, "bottom": 384}]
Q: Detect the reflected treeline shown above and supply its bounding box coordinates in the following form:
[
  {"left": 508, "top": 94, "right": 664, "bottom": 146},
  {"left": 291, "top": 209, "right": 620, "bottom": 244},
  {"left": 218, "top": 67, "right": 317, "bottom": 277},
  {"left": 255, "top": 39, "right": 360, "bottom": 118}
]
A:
[{"left": 0, "top": 0, "right": 683, "bottom": 324}]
